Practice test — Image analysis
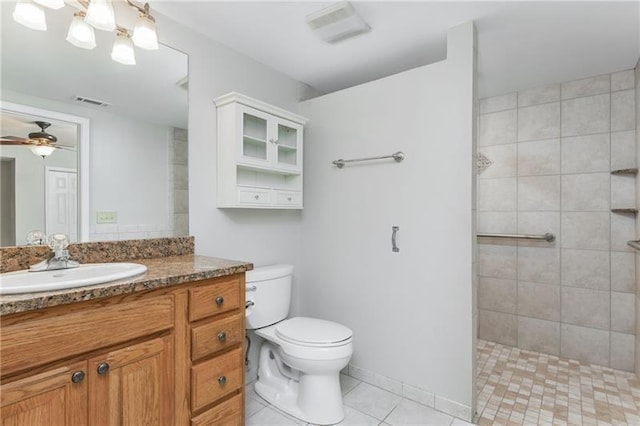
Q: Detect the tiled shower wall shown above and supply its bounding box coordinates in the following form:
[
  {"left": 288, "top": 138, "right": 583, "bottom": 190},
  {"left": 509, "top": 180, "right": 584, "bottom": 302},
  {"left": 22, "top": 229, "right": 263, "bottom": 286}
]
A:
[{"left": 477, "top": 70, "right": 637, "bottom": 371}]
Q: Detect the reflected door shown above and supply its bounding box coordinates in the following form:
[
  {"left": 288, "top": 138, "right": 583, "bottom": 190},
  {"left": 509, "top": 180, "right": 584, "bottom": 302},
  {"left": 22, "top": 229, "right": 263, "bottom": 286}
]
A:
[{"left": 46, "top": 168, "right": 77, "bottom": 242}]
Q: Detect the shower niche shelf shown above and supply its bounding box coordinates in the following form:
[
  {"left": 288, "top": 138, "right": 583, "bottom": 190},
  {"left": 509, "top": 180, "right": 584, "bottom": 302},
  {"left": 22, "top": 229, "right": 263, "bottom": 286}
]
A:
[{"left": 611, "top": 168, "right": 638, "bottom": 176}]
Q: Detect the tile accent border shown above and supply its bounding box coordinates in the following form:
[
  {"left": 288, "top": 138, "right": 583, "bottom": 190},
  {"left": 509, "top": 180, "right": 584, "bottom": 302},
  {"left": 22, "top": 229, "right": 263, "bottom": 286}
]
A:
[{"left": 344, "top": 363, "right": 474, "bottom": 422}]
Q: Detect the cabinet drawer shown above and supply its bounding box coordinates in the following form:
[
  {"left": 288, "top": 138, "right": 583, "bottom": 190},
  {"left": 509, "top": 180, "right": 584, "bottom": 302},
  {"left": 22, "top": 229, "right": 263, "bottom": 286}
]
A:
[
  {"left": 237, "top": 187, "right": 271, "bottom": 205},
  {"left": 189, "top": 277, "right": 241, "bottom": 322},
  {"left": 274, "top": 190, "right": 302, "bottom": 206},
  {"left": 191, "top": 347, "right": 243, "bottom": 412},
  {"left": 192, "top": 313, "right": 244, "bottom": 361},
  {"left": 191, "top": 393, "right": 242, "bottom": 426},
  {"left": 0, "top": 295, "right": 174, "bottom": 375}
]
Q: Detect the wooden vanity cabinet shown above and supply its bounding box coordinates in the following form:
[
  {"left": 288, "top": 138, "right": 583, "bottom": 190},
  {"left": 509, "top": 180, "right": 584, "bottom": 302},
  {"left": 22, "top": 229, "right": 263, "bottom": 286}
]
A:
[
  {"left": 0, "top": 273, "right": 246, "bottom": 426},
  {"left": 1, "top": 360, "right": 88, "bottom": 425}
]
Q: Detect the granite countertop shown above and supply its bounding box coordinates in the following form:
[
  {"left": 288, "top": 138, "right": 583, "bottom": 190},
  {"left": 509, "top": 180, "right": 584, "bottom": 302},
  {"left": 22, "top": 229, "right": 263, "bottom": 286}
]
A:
[{"left": 0, "top": 255, "right": 253, "bottom": 316}]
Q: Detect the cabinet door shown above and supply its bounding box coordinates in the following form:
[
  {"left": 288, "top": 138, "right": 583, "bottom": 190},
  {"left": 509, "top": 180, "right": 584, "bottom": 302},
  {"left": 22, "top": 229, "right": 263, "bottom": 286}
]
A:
[
  {"left": 237, "top": 105, "right": 272, "bottom": 167},
  {"left": 271, "top": 118, "right": 303, "bottom": 173},
  {"left": 89, "top": 335, "right": 173, "bottom": 426},
  {"left": 1, "top": 361, "right": 88, "bottom": 426}
]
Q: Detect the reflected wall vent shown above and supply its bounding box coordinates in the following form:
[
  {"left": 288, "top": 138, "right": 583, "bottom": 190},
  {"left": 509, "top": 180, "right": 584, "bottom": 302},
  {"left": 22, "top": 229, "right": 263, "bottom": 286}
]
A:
[{"left": 73, "top": 96, "right": 112, "bottom": 107}]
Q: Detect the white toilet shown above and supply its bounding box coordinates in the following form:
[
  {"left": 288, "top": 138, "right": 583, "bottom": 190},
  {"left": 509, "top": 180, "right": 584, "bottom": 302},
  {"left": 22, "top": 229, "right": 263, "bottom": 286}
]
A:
[{"left": 246, "top": 264, "right": 353, "bottom": 425}]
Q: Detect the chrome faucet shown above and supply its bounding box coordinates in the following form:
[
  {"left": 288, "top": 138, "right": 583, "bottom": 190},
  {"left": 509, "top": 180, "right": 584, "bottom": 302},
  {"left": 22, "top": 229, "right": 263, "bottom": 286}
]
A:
[{"left": 29, "top": 234, "right": 80, "bottom": 272}]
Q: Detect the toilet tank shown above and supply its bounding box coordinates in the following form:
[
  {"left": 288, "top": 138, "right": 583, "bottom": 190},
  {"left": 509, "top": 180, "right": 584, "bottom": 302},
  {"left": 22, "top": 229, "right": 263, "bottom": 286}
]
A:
[{"left": 245, "top": 264, "right": 293, "bottom": 330}]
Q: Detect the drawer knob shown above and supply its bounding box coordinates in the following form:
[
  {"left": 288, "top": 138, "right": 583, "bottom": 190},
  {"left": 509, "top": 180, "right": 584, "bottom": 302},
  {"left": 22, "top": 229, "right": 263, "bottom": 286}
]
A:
[
  {"left": 218, "top": 376, "right": 227, "bottom": 386},
  {"left": 97, "top": 362, "right": 110, "bottom": 375},
  {"left": 71, "top": 371, "right": 85, "bottom": 383},
  {"left": 254, "top": 195, "right": 260, "bottom": 200},
  {"left": 215, "top": 296, "right": 224, "bottom": 306},
  {"left": 217, "top": 332, "right": 227, "bottom": 342},
  {"left": 287, "top": 197, "right": 292, "bottom": 201}
]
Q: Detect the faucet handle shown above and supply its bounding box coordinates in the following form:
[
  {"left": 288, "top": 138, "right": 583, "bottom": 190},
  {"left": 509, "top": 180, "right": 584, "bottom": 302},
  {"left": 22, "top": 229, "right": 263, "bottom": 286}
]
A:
[
  {"left": 26, "top": 230, "right": 46, "bottom": 245},
  {"left": 48, "top": 233, "right": 70, "bottom": 251}
]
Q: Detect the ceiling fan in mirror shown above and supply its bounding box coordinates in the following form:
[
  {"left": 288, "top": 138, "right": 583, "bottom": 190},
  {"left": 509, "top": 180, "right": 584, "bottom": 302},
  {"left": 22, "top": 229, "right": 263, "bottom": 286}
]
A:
[{"left": 1, "top": 121, "right": 72, "bottom": 158}]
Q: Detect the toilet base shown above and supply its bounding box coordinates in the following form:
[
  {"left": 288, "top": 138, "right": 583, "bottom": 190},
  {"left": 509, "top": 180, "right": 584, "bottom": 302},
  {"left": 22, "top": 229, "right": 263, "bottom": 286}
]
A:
[{"left": 255, "top": 342, "right": 345, "bottom": 425}]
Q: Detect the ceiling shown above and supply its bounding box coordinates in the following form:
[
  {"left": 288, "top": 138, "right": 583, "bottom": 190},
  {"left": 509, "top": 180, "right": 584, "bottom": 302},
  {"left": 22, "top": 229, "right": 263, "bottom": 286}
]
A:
[{"left": 152, "top": 1, "right": 639, "bottom": 98}]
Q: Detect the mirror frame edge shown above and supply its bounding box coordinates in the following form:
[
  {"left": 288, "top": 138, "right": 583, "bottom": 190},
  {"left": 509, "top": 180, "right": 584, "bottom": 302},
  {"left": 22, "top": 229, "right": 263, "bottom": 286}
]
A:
[{"left": 0, "top": 100, "right": 90, "bottom": 243}]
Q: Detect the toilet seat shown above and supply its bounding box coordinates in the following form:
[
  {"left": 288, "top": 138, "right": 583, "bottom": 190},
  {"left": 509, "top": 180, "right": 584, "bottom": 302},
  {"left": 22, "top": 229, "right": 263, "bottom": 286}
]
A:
[{"left": 275, "top": 317, "right": 352, "bottom": 348}]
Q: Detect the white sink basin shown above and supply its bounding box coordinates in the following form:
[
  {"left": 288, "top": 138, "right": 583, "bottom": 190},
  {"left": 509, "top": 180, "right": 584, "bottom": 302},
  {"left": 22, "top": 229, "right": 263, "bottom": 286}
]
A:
[{"left": 0, "top": 263, "right": 148, "bottom": 295}]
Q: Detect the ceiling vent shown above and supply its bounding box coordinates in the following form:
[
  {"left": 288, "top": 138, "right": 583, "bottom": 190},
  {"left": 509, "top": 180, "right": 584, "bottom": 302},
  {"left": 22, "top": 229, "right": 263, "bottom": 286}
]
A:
[
  {"left": 73, "top": 96, "right": 111, "bottom": 107},
  {"left": 306, "top": 1, "right": 371, "bottom": 44}
]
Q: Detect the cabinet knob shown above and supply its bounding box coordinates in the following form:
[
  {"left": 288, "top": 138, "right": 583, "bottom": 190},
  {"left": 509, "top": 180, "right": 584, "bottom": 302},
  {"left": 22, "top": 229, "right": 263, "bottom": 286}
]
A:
[
  {"left": 254, "top": 195, "right": 260, "bottom": 200},
  {"left": 97, "top": 362, "right": 110, "bottom": 375},
  {"left": 215, "top": 296, "right": 224, "bottom": 306},
  {"left": 71, "top": 370, "right": 85, "bottom": 383},
  {"left": 218, "top": 376, "right": 227, "bottom": 386},
  {"left": 287, "top": 197, "right": 292, "bottom": 202},
  {"left": 217, "top": 332, "right": 227, "bottom": 342}
]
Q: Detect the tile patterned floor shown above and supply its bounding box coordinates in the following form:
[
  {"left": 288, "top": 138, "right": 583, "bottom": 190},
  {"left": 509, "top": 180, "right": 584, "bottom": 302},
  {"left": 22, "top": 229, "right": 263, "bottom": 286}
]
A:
[
  {"left": 246, "top": 340, "right": 640, "bottom": 425},
  {"left": 477, "top": 340, "right": 640, "bottom": 425}
]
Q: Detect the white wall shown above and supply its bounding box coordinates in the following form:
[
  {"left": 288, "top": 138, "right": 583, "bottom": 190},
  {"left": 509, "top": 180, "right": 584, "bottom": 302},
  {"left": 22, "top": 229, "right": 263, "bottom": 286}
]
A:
[
  {"left": 299, "top": 22, "right": 476, "bottom": 417},
  {"left": 0, "top": 144, "right": 75, "bottom": 245},
  {"left": 1, "top": 90, "right": 172, "bottom": 241},
  {"left": 155, "top": 15, "right": 312, "bottom": 276}
]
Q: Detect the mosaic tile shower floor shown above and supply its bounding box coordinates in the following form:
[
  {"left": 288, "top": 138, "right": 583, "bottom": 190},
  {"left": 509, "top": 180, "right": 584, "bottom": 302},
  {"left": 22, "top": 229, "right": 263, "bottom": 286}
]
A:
[{"left": 477, "top": 340, "right": 640, "bottom": 425}]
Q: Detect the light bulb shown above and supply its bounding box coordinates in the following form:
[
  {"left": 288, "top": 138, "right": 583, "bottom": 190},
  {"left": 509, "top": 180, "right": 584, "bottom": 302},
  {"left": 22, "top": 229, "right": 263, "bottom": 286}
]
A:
[
  {"left": 85, "top": 0, "right": 116, "bottom": 32},
  {"left": 66, "top": 12, "right": 96, "bottom": 50},
  {"left": 111, "top": 30, "right": 136, "bottom": 65},
  {"left": 29, "top": 145, "right": 56, "bottom": 158},
  {"left": 13, "top": 0, "right": 46, "bottom": 31},
  {"left": 33, "top": 0, "right": 64, "bottom": 10},
  {"left": 132, "top": 14, "right": 158, "bottom": 50}
]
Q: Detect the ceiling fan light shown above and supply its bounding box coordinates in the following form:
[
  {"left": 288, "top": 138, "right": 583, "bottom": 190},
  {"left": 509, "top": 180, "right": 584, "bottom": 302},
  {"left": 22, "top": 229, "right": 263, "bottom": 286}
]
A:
[
  {"left": 132, "top": 14, "right": 158, "bottom": 50},
  {"left": 85, "top": 0, "right": 116, "bottom": 32},
  {"left": 13, "top": 0, "right": 47, "bottom": 31},
  {"left": 33, "top": 0, "right": 64, "bottom": 10},
  {"left": 29, "top": 145, "right": 56, "bottom": 158},
  {"left": 111, "top": 30, "right": 136, "bottom": 65},
  {"left": 66, "top": 12, "right": 96, "bottom": 50}
]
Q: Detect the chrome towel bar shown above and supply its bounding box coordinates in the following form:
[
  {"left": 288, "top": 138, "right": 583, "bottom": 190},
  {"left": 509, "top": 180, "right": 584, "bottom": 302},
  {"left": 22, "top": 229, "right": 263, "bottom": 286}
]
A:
[
  {"left": 332, "top": 151, "right": 404, "bottom": 168},
  {"left": 628, "top": 240, "right": 640, "bottom": 251},
  {"left": 477, "top": 232, "right": 555, "bottom": 242}
]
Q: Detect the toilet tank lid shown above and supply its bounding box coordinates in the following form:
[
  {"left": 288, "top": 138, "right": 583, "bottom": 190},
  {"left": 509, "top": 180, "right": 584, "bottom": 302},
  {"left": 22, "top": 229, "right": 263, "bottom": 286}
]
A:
[{"left": 246, "top": 264, "right": 294, "bottom": 283}]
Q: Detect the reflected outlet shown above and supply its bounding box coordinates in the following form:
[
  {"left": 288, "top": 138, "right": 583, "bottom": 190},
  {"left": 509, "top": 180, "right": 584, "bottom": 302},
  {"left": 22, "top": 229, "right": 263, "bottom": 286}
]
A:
[{"left": 96, "top": 211, "right": 117, "bottom": 224}]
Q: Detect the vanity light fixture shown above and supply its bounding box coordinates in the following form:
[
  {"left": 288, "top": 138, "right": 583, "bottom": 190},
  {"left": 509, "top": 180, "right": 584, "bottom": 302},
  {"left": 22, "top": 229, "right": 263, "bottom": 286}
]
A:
[
  {"left": 66, "top": 11, "right": 96, "bottom": 50},
  {"left": 84, "top": 0, "right": 116, "bottom": 32},
  {"left": 33, "top": 0, "right": 64, "bottom": 10},
  {"left": 28, "top": 145, "right": 56, "bottom": 158},
  {"left": 111, "top": 29, "right": 136, "bottom": 65},
  {"left": 13, "top": 0, "right": 158, "bottom": 65},
  {"left": 12, "top": 0, "right": 47, "bottom": 31},
  {"left": 131, "top": 3, "right": 158, "bottom": 50}
]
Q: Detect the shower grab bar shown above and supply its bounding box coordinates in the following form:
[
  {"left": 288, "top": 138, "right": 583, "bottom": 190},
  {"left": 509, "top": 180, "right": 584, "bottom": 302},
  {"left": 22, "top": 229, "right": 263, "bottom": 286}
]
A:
[
  {"left": 477, "top": 232, "right": 555, "bottom": 242},
  {"left": 332, "top": 151, "right": 404, "bottom": 168},
  {"left": 628, "top": 240, "right": 640, "bottom": 251}
]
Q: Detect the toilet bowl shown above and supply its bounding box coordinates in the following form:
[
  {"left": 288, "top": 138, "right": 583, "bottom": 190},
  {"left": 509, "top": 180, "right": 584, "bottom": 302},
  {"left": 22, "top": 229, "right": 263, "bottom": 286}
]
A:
[{"left": 246, "top": 265, "right": 353, "bottom": 425}]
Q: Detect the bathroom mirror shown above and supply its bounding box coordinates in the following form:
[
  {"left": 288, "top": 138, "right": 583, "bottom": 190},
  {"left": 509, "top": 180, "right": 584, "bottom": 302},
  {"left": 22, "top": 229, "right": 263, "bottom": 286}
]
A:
[{"left": 0, "top": 2, "right": 188, "bottom": 246}]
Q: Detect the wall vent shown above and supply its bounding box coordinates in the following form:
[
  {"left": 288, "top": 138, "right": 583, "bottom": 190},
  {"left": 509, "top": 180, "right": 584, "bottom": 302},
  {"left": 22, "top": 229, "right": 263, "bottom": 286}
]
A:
[
  {"left": 73, "top": 96, "right": 112, "bottom": 107},
  {"left": 176, "top": 76, "right": 189, "bottom": 90},
  {"left": 306, "top": 1, "right": 371, "bottom": 44}
]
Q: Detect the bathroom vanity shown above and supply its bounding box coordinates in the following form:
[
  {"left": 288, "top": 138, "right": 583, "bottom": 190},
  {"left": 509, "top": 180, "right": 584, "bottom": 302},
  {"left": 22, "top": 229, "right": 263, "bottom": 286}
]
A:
[{"left": 0, "top": 249, "right": 252, "bottom": 426}]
